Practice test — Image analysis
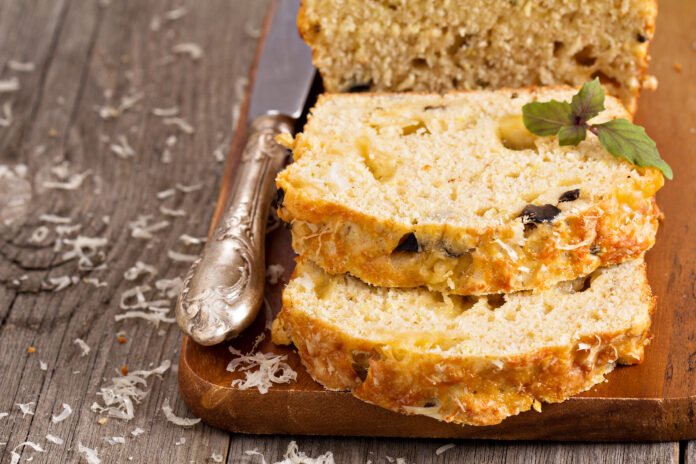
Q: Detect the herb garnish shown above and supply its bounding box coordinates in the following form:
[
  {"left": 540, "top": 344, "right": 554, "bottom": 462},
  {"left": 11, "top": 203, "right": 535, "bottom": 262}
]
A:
[{"left": 522, "top": 79, "right": 672, "bottom": 179}]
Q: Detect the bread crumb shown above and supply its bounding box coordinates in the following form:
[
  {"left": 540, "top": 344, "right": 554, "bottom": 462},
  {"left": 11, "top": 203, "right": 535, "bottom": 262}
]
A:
[
  {"left": 27, "top": 346, "right": 36, "bottom": 354},
  {"left": 674, "top": 62, "right": 683, "bottom": 73},
  {"left": 642, "top": 75, "right": 658, "bottom": 91},
  {"left": 532, "top": 399, "right": 543, "bottom": 412}
]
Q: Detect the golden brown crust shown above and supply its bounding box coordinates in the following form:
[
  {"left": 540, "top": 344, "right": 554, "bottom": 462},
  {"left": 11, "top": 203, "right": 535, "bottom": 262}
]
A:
[
  {"left": 277, "top": 170, "right": 663, "bottom": 295},
  {"left": 273, "top": 265, "right": 655, "bottom": 426}
]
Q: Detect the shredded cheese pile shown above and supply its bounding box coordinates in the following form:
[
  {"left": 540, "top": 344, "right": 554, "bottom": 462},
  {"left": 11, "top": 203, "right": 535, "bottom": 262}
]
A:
[{"left": 227, "top": 347, "right": 297, "bottom": 394}]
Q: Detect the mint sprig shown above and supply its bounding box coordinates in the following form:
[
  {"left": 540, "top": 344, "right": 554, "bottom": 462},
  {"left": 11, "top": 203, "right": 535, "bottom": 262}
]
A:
[{"left": 522, "top": 79, "right": 672, "bottom": 179}]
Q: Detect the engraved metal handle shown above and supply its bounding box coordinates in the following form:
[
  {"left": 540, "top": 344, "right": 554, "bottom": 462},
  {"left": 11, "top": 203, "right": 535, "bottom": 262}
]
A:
[{"left": 176, "top": 114, "right": 293, "bottom": 346}]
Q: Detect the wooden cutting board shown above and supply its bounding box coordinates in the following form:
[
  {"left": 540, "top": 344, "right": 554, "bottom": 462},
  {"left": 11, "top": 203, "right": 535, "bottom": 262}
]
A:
[{"left": 178, "top": 0, "right": 696, "bottom": 441}]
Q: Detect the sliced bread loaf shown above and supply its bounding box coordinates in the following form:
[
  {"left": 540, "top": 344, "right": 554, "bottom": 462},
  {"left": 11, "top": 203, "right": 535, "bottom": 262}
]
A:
[
  {"left": 276, "top": 88, "right": 663, "bottom": 296},
  {"left": 272, "top": 259, "right": 654, "bottom": 426},
  {"left": 298, "top": 0, "right": 657, "bottom": 112}
]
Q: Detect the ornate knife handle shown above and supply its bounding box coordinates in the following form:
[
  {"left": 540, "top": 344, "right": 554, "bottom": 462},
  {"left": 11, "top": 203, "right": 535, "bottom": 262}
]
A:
[{"left": 176, "top": 114, "right": 294, "bottom": 346}]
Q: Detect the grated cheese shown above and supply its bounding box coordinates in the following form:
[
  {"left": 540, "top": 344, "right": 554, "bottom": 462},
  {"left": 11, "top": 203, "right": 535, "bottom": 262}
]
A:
[
  {"left": 46, "top": 434, "right": 64, "bottom": 445},
  {"left": 119, "top": 284, "right": 168, "bottom": 312},
  {"left": 167, "top": 250, "right": 198, "bottom": 263},
  {"left": 210, "top": 452, "right": 224, "bottom": 463},
  {"left": 110, "top": 135, "right": 136, "bottom": 159},
  {"left": 83, "top": 277, "right": 108, "bottom": 288},
  {"left": 163, "top": 117, "right": 194, "bottom": 134},
  {"left": 39, "top": 213, "right": 72, "bottom": 224},
  {"left": 0, "top": 77, "right": 20, "bottom": 93},
  {"left": 213, "top": 142, "right": 226, "bottom": 162},
  {"left": 154, "top": 277, "right": 183, "bottom": 298},
  {"left": 175, "top": 437, "right": 186, "bottom": 446},
  {"left": 16, "top": 402, "right": 35, "bottom": 416},
  {"left": 124, "top": 262, "right": 158, "bottom": 281},
  {"left": 0, "top": 101, "right": 12, "bottom": 127},
  {"left": 8, "top": 60, "right": 36, "bottom": 72},
  {"left": 115, "top": 311, "right": 175, "bottom": 325},
  {"left": 130, "top": 427, "right": 144, "bottom": 437},
  {"left": 277, "top": 441, "right": 335, "bottom": 464},
  {"left": 43, "top": 169, "right": 92, "bottom": 190},
  {"left": 51, "top": 403, "right": 73, "bottom": 423},
  {"left": 74, "top": 338, "right": 91, "bottom": 357},
  {"left": 152, "top": 107, "right": 179, "bottom": 117},
  {"left": 62, "top": 236, "right": 108, "bottom": 270},
  {"left": 157, "top": 188, "right": 176, "bottom": 199},
  {"left": 435, "top": 443, "right": 455, "bottom": 456},
  {"left": 78, "top": 443, "right": 101, "bottom": 464},
  {"left": 0, "top": 412, "right": 9, "bottom": 419},
  {"left": 244, "top": 21, "right": 261, "bottom": 39},
  {"left": 10, "top": 442, "right": 45, "bottom": 464},
  {"left": 43, "top": 275, "right": 78, "bottom": 292},
  {"left": 178, "top": 234, "right": 206, "bottom": 246},
  {"left": 91, "top": 360, "right": 170, "bottom": 421},
  {"left": 172, "top": 43, "right": 203, "bottom": 61},
  {"left": 105, "top": 436, "right": 126, "bottom": 445},
  {"left": 54, "top": 224, "right": 83, "bottom": 252},
  {"left": 164, "top": 6, "right": 188, "bottom": 20},
  {"left": 244, "top": 449, "right": 267, "bottom": 464},
  {"left": 265, "top": 264, "right": 285, "bottom": 285},
  {"left": 161, "top": 148, "right": 173, "bottom": 164},
  {"left": 227, "top": 347, "right": 297, "bottom": 394},
  {"left": 39, "top": 360, "right": 48, "bottom": 371},
  {"left": 161, "top": 398, "right": 201, "bottom": 427},
  {"left": 175, "top": 182, "right": 203, "bottom": 193},
  {"left": 128, "top": 215, "right": 170, "bottom": 240},
  {"left": 160, "top": 206, "right": 186, "bottom": 217},
  {"left": 149, "top": 15, "right": 161, "bottom": 31}
]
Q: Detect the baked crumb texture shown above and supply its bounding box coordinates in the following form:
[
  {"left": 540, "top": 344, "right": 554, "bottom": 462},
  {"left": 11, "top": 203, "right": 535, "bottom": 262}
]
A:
[
  {"left": 276, "top": 88, "right": 663, "bottom": 296},
  {"left": 298, "top": 0, "right": 657, "bottom": 112},
  {"left": 273, "top": 259, "right": 654, "bottom": 426}
]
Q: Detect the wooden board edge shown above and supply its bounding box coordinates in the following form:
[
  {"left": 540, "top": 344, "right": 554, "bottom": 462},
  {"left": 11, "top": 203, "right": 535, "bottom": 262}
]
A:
[{"left": 178, "top": 336, "right": 696, "bottom": 442}]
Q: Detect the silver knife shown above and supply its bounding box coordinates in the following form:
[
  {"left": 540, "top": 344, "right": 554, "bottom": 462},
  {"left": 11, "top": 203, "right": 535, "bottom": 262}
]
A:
[{"left": 175, "top": 0, "right": 314, "bottom": 346}]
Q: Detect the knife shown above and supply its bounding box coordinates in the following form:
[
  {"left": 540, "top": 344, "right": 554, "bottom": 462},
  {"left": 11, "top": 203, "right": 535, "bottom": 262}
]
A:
[{"left": 175, "top": 0, "right": 314, "bottom": 346}]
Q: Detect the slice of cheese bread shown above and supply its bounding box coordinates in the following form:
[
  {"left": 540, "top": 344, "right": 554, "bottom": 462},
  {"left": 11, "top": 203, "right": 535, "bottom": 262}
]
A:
[
  {"left": 276, "top": 88, "right": 663, "bottom": 295},
  {"left": 272, "top": 259, "right": 654, "bottom": 426}
]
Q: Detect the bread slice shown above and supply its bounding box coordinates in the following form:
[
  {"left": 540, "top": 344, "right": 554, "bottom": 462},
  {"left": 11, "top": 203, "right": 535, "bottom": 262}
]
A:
[
  {"left": 272, "top": 259, "right": 654, "bottom": 426},
  {"left": 298, "top": 0, "right": 657, "bottom": 112},
  {"left": 276, "top": 88, "right": 663, "bottom": 296}
]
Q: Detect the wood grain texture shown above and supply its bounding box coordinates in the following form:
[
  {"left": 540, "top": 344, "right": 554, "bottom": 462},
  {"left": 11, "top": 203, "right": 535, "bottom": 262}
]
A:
[
  {"left": 231, "top": 437, "right": 679, "bottom": 464},
  {"left": 0, "top": 0, "right": 688, "bottom": 462},
  {"left": 0, "top": 0, "right": 264, "bottom": 462},
  {"left": 179, "top": 0, "right": 696, "bottom": 443}
]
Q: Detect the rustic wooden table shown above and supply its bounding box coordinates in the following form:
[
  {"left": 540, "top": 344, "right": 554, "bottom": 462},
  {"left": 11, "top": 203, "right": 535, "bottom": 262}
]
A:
[{"left": 0, "top": 1, "right": 691, "bottom": 463}]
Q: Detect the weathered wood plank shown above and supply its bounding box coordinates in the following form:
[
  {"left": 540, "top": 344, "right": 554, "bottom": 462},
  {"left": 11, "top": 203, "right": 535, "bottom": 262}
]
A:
[
  {"left": 230, "top": 436, "right": 679, "bottom": 464},
  {"left": 687, "top": 442, "right": 696, "bottom": 464},
  {"left": 0, "top": 0, "right": 266, "bottom": 462}
]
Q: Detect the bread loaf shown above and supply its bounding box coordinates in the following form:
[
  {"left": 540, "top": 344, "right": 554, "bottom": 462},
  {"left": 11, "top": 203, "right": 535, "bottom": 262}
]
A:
[{"left": 298, "top": 0, "right": 657, "bottom": 112}]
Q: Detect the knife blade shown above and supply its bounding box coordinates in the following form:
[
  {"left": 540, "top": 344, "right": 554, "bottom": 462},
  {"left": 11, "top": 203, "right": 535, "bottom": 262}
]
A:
[{"left": 175, "top": 0, "right": 314, "bottom": 346}]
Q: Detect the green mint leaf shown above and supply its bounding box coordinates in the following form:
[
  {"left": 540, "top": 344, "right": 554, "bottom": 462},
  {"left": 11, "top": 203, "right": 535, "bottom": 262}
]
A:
[
  {"left": 558, "top": 124, "right": 587, "bottom": 146},
  {"left": 594, "top": 119, "right": 673, "bottom": 179},
  {"left": 570, "top": 78, "right": 605, "bottom": 123},
  {"left": 522, "top": 100, "right": 573, "bottom": 136}
]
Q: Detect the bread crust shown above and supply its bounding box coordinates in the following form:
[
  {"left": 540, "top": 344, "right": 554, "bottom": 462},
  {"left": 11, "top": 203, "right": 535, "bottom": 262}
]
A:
[
  {"left": 277, "top": 170, "right": 662, "bottom": 295},
  {"left": 272, "top": 262, "right": 655, "bottom": 426}
]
